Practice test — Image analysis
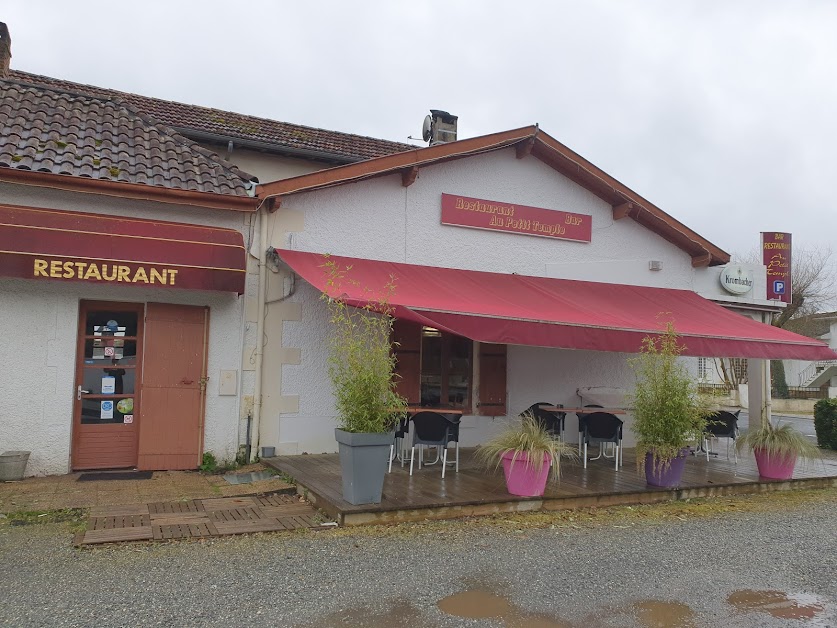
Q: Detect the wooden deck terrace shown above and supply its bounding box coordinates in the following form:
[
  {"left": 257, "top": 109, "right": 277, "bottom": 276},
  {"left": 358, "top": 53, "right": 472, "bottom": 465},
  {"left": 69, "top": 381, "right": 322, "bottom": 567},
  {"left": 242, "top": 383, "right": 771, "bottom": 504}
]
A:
[{"left": 264, "top": 447, "right": 837, "bottom": 526}]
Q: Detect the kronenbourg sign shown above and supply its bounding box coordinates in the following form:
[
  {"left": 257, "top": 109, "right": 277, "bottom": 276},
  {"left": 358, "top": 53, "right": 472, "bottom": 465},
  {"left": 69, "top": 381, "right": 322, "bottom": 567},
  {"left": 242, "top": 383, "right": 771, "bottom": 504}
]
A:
[{"left": 719, "top": 264, "right": 754, "bottom": 295}]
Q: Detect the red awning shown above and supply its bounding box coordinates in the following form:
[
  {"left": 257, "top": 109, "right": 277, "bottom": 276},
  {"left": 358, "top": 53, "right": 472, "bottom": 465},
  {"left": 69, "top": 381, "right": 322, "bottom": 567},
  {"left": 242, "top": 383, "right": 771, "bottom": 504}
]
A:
[
  {"left": 278, "top": 249, "right": 837, "bottom": 360},
  {"left": 0, "top": 204, "right": 246, "bottom": 293}
]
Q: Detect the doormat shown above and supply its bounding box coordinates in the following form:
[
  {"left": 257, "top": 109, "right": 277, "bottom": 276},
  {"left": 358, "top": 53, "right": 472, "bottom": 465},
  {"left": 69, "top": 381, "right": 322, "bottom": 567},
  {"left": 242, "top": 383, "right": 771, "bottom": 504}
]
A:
[{"left": 77, "top": 471, "right": 153, "bottom": 482}]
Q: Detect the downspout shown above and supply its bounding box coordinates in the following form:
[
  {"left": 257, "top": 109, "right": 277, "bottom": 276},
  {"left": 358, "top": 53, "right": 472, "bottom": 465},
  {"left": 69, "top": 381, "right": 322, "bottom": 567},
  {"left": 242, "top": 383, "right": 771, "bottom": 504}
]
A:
[
  {"left": 763, "top": 310, "right": 774, "bottom": 427},
  {"left": 250, "top": 205, "right": 269, "bottom": 461}
]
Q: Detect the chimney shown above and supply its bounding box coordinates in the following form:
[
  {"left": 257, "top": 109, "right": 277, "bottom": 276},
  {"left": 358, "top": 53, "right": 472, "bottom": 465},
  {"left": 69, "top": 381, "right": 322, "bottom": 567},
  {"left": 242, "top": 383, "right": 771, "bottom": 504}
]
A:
[
  {"left": 428, "top": 110, "right": 457, "bottom": 145},
  {"left": 0, "top": 23, "right": 11, "bottom": 79}
]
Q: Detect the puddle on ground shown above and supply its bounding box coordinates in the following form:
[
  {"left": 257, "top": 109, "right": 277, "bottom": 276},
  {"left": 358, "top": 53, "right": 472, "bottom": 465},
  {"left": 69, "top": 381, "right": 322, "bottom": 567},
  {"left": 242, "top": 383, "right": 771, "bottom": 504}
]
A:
[
  {"left": 728, "top": 589, "right": 827, "bottom": 621},
  {"left": 632, "top": 600, "right": 697, "bottom": 627},
  {"left": 436, "top": 588, "right": 514, "bottom": 619},
  {"left": 303, "top": 599, "right": 419, "bottom": 627},
  {"left": 221, "top": 470, "right": 276, "bottom": 485},
  {"left": 436, "top": 588, "right": 569, "bottom": 627},
  {"left": 308, "top": 586, "right": 827, "bottom": 627}
]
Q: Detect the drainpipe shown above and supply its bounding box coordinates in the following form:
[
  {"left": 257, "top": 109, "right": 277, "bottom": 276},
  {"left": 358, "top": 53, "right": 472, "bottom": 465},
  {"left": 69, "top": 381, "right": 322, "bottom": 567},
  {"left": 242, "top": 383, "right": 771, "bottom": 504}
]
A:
[
  {"left": 763, "top": 359, "right": 772, "bottom": 427},
  {"left": 763, "top": 311, "right": 773, "bottom": 427},
  {"left": 250, "top": 206, "right": 269, "bottom": 461}
]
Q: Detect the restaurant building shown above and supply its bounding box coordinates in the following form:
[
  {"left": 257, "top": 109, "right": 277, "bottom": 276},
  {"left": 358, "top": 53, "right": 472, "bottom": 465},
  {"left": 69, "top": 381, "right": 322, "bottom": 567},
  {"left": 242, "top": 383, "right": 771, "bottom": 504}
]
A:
[
  {"left": 253, "top": 122, "right": 836, "bottom": 455},
  {"left": 0, "top": 54, "right": 410, "bottom": 476},
  {"left": 2, "top": 43, "right": 833, "bottom": 475},
  {"left": 0, "top": 75, "right": 261, "bottom": 475}
]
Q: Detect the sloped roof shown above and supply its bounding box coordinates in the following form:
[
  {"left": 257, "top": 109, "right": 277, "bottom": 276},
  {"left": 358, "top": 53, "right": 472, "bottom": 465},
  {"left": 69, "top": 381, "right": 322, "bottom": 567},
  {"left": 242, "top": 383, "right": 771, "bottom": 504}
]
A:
[
  {"left": 257, "top": 127, "right": 731, "bottom": 267},
  {"left": 0, "top": 76, "right": 256, "bottom": 198},
  {"left": 784, "top": 311, "right": 837, "bottom": 339},
  {"left": 8, "top": 70, "right": 414, "bottom": 163}
]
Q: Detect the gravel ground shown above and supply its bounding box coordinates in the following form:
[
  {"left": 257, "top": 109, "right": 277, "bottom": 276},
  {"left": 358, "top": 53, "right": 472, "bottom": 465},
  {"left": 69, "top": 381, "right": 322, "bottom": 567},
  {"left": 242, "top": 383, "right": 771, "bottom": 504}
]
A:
[{"left": 1, "top": 491, "right": 836, "bottom": 627}]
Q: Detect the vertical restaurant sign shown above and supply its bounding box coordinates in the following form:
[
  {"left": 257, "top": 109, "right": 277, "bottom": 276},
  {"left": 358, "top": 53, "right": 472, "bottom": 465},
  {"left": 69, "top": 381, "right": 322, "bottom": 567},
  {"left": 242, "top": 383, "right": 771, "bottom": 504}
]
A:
[
  {"left": 441, "top": 193, "right": 592, "bottom": 243},
  {"left": 762, "top": 232, "right": 792, "bottom": 302}
]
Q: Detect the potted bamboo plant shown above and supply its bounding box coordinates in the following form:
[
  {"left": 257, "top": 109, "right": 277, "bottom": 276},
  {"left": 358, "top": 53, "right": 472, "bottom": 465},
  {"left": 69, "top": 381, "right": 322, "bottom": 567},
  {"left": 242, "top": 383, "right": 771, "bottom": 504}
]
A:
[
  {"left": 476, "top": 412, "right": 575, "bottom": 497},
  {"left": 736, "top": 420, "right": 820, "bottom": 480},
  {"left": 630, "top": 322, "right": 711, "bottom": 487},
  {"left": 322, "top": 256, "right": 407, "bottom": 505}
]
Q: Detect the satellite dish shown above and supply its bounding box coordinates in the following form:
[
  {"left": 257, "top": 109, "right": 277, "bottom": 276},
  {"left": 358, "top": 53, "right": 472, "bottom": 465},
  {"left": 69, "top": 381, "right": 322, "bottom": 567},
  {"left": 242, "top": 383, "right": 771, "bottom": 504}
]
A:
[{"left": 421, "top": 115, "right": 433, "bottom": 142}]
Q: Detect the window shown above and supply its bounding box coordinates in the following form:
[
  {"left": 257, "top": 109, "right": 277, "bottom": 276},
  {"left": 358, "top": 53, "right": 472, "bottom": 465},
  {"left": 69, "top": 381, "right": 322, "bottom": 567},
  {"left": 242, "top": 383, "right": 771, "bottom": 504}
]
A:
[
  {"left": 730, "top": 358, "right": 747, "bottom": 381},
  {"left": 419, "top": 327, "right": 472, "bottom": 409},
  {"left": 392, "top": 320, "right": 507, "bottom": 415},
  {"left": 697, "top": 357, "right": 709, "bottom": 382}
]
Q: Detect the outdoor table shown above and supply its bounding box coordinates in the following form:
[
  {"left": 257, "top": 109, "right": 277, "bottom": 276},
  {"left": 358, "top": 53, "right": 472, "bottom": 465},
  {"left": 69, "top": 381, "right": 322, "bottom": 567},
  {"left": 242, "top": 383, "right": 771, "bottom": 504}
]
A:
[
  {"left": 403, "top": 407, "right": 465, "bottom": 416},
  {"left": 542, "top": 407, "right": 628, "bottom": 414}
]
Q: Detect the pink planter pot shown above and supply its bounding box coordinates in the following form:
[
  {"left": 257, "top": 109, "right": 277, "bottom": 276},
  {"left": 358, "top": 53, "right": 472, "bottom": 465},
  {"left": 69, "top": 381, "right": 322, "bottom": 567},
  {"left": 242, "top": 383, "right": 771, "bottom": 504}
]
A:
[
  {"left": 501, "top": 451, "right": 551, "bottom": 497},
  {"left": 754, "top": 448, "right": 797, "bottom": 480}
]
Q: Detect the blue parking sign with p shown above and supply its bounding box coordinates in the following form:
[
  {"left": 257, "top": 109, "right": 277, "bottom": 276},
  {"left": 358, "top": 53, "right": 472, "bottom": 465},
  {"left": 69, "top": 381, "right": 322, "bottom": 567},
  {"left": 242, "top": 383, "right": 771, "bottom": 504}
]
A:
[{"left": 773, "top": 280, "right": 785, "bottom": 295}]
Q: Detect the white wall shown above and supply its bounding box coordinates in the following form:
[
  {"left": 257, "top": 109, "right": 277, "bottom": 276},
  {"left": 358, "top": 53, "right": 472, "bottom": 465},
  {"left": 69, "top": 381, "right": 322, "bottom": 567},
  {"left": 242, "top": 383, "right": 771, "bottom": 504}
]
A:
[
  {"left": 196, "top": 144, "right": 326, "bottom": 183},
  {"left": 261, "top": 148, "right": 726, "bottom": 454},
  {"left": 0, "top": 184, "right": 251, "bottom": 475}
]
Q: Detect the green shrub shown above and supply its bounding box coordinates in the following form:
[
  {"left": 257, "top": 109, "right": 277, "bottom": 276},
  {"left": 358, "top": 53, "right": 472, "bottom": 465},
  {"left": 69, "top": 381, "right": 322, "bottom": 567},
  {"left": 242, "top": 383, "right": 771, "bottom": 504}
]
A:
[
  {"left": 321, "top": 255, "right": 407, "bottom": 434},
  {"left": 629, "top": 321, "right": 712, "bottom": 470},
  {"left": 771, "top": 360, "right": 789, "bottom": 399},
  {"left": 199, "top": 452, "right": 217, "bottom": 473},
  {"left": 814, "top": 398, "right": 837, "bottom": 450}
]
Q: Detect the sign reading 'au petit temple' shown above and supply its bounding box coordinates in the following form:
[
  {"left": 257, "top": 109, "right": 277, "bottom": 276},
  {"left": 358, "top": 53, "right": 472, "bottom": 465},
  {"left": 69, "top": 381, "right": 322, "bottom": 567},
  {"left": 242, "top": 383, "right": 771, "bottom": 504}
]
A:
[
  {"left": 441, "top": 194, "right": 592, "bottom": 243},
  {"left": 761, "top": 231, "right": 792, "bottom": 303}
]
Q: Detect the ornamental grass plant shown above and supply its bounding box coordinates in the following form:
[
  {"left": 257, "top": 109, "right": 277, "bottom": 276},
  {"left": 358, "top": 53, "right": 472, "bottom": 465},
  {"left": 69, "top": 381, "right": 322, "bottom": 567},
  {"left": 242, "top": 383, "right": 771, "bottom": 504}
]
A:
[
  {"left": 476, "top": 412, "right": 576, "bottom": 480},
  {"left": 629, "top": 321, "right": 713, "bottom": 471},
  {"left": 736, "top": 420, "right": 820, "bottom": 461},
  {"left": 321, "top": 256, "right": 407, "bottom": 434}
]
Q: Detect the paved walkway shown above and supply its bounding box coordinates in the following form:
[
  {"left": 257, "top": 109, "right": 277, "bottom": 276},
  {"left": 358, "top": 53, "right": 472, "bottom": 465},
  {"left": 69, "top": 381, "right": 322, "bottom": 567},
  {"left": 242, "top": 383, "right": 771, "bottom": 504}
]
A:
[
  {"left": 0, "top": 464, "right": 294, "bottom": 513},
  {"left": 79, "top": 493, "right": 333, "bottom": 545}
]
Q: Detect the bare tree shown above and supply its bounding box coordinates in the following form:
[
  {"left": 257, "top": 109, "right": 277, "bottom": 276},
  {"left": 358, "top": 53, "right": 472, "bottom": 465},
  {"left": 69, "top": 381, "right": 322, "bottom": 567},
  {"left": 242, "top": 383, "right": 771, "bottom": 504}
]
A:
[
  {"left": 711, "top": 245, "right": 836, "bottom": 391},
  {"left": 734, "top": 244, "right": 836, "bottom": 329}
]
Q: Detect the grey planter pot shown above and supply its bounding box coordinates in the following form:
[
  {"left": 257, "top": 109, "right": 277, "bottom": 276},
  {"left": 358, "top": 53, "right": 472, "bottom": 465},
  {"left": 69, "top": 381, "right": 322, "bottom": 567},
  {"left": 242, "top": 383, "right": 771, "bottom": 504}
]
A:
[
  {"left": 0, "top": 451, "right": 30, "bottom": 482},
  {"left": 334, "top": 429, "right": 392, "bottom": 505}
]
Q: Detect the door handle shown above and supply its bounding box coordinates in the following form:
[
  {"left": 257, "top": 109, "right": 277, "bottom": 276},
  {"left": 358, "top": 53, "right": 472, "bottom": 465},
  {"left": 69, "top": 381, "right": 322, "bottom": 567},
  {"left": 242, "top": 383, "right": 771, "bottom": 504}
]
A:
[
  {"left": 181, "top": 378, "right": 194, "bottom": 385},
  {"left": 77, "top": 386, "right": 91, "bottom": 400}
]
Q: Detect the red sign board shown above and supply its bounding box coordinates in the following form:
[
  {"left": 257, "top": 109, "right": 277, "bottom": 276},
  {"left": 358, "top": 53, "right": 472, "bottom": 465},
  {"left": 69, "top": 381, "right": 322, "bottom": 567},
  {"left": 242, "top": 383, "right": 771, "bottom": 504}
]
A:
[
  {"left": 441, "top": 194, "right": 592, "bottom": 243},
  {"left": 761, "top": 232, "right": 792, "bottom": 303},
  {"left": 0, "top": 203, "right": 246, "bottom": 293}
]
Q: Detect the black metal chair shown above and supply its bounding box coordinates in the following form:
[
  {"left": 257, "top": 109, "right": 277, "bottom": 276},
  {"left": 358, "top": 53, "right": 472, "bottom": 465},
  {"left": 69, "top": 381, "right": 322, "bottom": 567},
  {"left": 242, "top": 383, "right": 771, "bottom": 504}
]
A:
[
  {"left": 443, "top": 414, "right": 461, "bottom": 473},
  {"left": 409, "top": 411, "right": 456, "bottom": 478},
  {"left": 704, "top": 410, "right": 740, "bottom": 462},
  {"left": 523, "top": 402, "right": 565, "bottom": 440},
  {"left": 582, "top": 412, "right": 623, "bottom": 470},
  {"left": 388, "top": 415, "right": 411, "bottom": 473},
  {"left": 576, "top": 404, "right": 603, "bottom": 451}
]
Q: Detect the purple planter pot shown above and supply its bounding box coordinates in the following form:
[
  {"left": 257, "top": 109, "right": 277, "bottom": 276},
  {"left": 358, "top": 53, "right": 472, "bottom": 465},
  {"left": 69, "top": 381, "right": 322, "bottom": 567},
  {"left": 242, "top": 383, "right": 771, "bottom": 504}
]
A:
[
  {"left": 754, "top": 448, "right": 797, "bottom": 480},
  {"left": 501, "top": 451, "right": 551, "bottom": 497},
  {"left": 645, "top": 449, "right": 689, "bottom": 487}
]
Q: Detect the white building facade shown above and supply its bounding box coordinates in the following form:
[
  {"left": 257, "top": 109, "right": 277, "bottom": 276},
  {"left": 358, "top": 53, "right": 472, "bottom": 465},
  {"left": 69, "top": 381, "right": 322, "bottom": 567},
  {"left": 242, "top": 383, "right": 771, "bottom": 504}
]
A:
[{"left": 252, "top": 129, "right": 834, "bottom": 455}]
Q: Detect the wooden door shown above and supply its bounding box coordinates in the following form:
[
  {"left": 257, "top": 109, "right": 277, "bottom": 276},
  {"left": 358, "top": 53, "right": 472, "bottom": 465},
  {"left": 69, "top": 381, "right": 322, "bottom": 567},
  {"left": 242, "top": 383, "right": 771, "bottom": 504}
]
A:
[
  {"left": 138, "top": 303, "right": 209, "bottom": 471},
  {"left": 478, "top": 343, "right": 507, "bottom": 416},
  {"left": 72, "top": 302, "right": 144, "bottom": 470}
]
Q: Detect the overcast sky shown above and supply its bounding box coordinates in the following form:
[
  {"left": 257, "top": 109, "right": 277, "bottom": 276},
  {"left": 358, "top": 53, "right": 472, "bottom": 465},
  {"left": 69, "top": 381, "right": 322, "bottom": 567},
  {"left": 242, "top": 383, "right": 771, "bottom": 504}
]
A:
[{"left": 4, "top": 1, "right": 836, "bottom": 261}]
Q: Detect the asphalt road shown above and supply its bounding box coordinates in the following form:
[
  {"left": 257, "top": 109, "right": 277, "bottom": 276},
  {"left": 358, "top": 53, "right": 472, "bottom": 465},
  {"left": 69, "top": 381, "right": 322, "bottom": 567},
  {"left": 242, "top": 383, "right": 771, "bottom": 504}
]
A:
[
  {"left": 739, "top": 412, "right": 818, "bottom": 439},
  {"left": 1, "top": 490, "right": 835, "bottom": 627}
]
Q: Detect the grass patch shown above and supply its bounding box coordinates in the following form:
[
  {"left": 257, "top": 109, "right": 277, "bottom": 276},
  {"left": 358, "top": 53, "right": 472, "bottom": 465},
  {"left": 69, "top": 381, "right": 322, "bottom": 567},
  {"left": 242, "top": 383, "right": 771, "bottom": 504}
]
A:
[
  {"left": 273, "top": 470, "right": 295, "bottom": 485},
  {"left": 1, "top": 508, "right": 87, "bottom": 532},
  {"left": 328, "top": 486, "right": 837, "bottom": 539}
]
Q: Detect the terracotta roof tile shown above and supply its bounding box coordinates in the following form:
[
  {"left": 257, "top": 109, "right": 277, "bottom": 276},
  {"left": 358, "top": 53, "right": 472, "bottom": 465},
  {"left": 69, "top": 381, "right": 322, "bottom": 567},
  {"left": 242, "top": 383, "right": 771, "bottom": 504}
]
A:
[
  {"left": 0, "top": 77, "right": 255, "bottom": 197},
  {"left": 9, "top": 70, "right": 414, "bottom": 163}
]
